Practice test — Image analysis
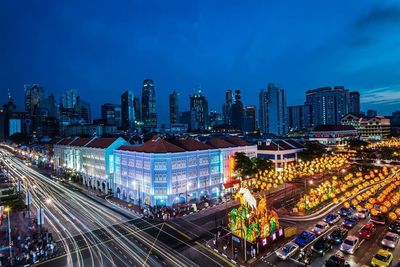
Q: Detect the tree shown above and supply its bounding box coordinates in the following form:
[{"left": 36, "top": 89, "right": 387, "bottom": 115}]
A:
[
  {"left": 9, "top": 133, "right": 31, "bottom": 145},
  {"left": 298, "top": 142, "right": 327, "bottom": 161},
  {"left": 252, "top": 157, "right": 273, "bottom": 173},
  {"left": 233, "top": 152, "right": 253, "bottom": 178}
]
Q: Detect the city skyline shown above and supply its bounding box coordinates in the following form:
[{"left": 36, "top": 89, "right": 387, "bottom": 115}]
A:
[{"left": 2, "top": 1, "right": 400, "bottom": 124}]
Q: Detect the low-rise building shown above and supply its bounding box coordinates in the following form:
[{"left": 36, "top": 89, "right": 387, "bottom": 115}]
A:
[
  {"left": 53, "top": 136, "right": 128, "bottom": 193},
  {"left": 309, "top": 125, "right": 358, "bottom": 146},
  {"left": 341, "top": 114, "right": 391, "bottom": 140},
  {"left": 113, "top": 136, "right": 256, "bottom": 207},
  {"left": 257, "top": 139, "right": 305, "bottom": 166}
]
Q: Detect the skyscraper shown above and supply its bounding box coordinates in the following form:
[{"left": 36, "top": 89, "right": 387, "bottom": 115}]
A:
[
  {"left": 101, "top": 103, "right": 116, "bottom": 125},
  {"left": 59, "top": 89, "right": 91, "bottom": 135},
  {"left": 349, "top": 91, "right": 361, "bottom": 115},
  {"left": 231, "top": 90, "right": 244, "bottom": 130},
  {"left": 222, "top": 90, "right": 233, "bottom": 126},
  {"left": 189, "top": 90, "right": 208, "bottom": 131},
  {"left": 243, "top": 105, "right": 257, "bottom": 133},
  {"left": 259, "top": 83, "right": 288, "bottom": 135},
  {"left": 121, "top": 91, "right": 135, "bottom": 131},
  {"left": 141, "top": 79, "right": 157, "bottom": 130},
  {"left": 305, "top": 86, "right": 350, "bottom": 127},
  {"left": 169, "top": 90, "right": 179, "bottom": 125},
  {"left": 288, "top": 105, "right": 306, "bottom": 131},
  {"left": 133, "top": 96, "right": 141, "bottom": 123},
  {"left": 24, "top": 84, "right": 44, "bottom": 135}
]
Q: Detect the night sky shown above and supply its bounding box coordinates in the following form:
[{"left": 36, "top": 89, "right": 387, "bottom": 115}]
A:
[{"left": 1, "top": 0, "right": 400, "bottom": 124}]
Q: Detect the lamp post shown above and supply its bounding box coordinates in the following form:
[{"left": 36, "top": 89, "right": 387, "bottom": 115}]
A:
[
  {"left": 4, "top": 207, "right": 12, "bottom": 266},
  {"left": 186, "top": 182, "right": 192, "bottom": 204}
]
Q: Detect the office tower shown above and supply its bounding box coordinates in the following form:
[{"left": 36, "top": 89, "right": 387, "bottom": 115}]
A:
[
  {"left": 141, "top": 79, "right": 157, "bottom": 130},
  {"left": 209, "top": 110, "right": 224, "bottom": 128},
  {"left": 288, "top": 105, "right": 308, "bottom": 131},
  {"left": 366, "top": 109, "right": 377, "bottom": 117},
  {"left": 133, "top": 96, "right": 141, "bottom": 122},
  {"left": 259, "top": 83, "right": 288, "bottom": 135},
  {"left": 40, "top": 94, "right": 58, "bottom": 118},
  {"left": 179, "top": 111, "right": 191, "bottom": 127},
  {"left": 243, "top": 105, "right": 257, "bottom": 133},
  {"left": 0, "top": 90, "right": 17, "bottom": 141},
  {"left": 101, "top": 103, "right": 116, "bottom": 125},
  {"left": 189, "top": 90, "right": 208, "bottom": 131},
  {"left": 24, "top": 84, "right": 44, "bottom": 135},
  {"left": 349, "top": 91, "right": 361, "bottom": 115},
  {"left": 305, "top": 86, "right": 350, "bottom": 127},
  {"left": 222, "top": 90, "right": 233, "bottom": 126},
  {"left": 59, "top": 89, "right": 91, "bottom": 135},
  {"left": 169, "top": 90, "right": 179, "bottom": 125},
  {"left": 231, "top": 90, "right": 244, "bottom": 130},
  {"left": 121, "top": 91, "right": 135, "bottom": 131},
  {"left": 114, "top": 105, "right": 122, "bottom": 128}
]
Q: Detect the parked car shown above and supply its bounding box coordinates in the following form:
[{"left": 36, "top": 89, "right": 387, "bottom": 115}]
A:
[
  {"left": 275, "top": 241, "right": 299, "bottom": 260},
  {"left": 388, "top": 220, "right": 400, "bottom": 234},
  {"left": 295, "top": 231, "right": 316, "bottom": 247},
  {"left": 328, "top": 227, "right": 349, "bottom": 244},
  {"left": 340, "top": 235, "right": 360, "bottom": 254},
  {"left": 325, "top": 213, "right": 341, "bottom": 225},
  {"left": 342, "top": 216, "right": 359, "bottom": 228},
  {"left": 371, "top": 249, "right": 393, "bottom": 267},
  {"left": 325, "top": 251, "right": 350, "bottom": 267},
  {"left": 313, "top": 221, "right": 330, "bottom": 235},
  {"left": 338, "top": 207, "right": 353, "bottom": 217},
  {"left": 312, "top": 237, "right": 333, "bottom": 256},
  {"left": 370, "top": 213, "right": 388, "bottom": 225},
  {"left": 359, "top": 223, "right": 377, "bottom": 239},
  {"left": 381, "top": 232, "right": 399, "bottom": 249},
  {"left": 355, "top": 208, "right": 368, "bottom": 219}
]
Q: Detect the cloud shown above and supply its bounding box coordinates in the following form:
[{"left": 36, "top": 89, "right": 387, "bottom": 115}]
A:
[
  {"left": 361, "top": 86, "right": 400, "bottom": 105},
  {"left": 355, "top": 5, "right": 400, "bottom": 30}
]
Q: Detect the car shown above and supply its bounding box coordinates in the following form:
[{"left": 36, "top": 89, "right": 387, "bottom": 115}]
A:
[
  {"left": 340, "top": 235, "right": 360, "bottom": 254},
  {"left": 275, "top": 241, "right": 299, "bottom": 260},
  {"left": 325, "top": 213, "right": 341, "bottom": 225},
  {"left": 388, "top": 220, "right": 400, "bottom": 234},
  {"left": 338, "top": 207, "right": 353, "bottom": 217},
  {"left": 325, "top": 251, "right": 350, "bottom": 267},
  {"left": 371, "top": 249, "right": 393, "bottom": 267},
  {"left": 370, "top": 213, "right": 388, "bottom": 225},
  {"left": 295, "top": 231, "right": 316, "bottom": 247},
  {"left": 359, "top": 223, "right": 377, "bottom": 239},
  {"left": 312, "top": 221, "right": 329, "bottom": 235},
  {"left": 312, "top": 237, "right": 333, "bottom": 256},
  {"left": 355, "top": 208, "right": 368, "bottom": 219},
  {"left": 342, "top": 216, "right": 359, "bottom": 228},
  {"left": 328, "top": 227, "right": 349, "bottom": 244},
  {"left": 381, "top": 232, "right": 399, "bottom": 248}
]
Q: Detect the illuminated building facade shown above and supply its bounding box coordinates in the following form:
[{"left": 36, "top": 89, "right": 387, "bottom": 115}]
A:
[
  {"left": 113, "top": 136, "right": 256, "bottom": 207},
  {"left": 53, "top": 137, "right": 128, "bottom": 193}
]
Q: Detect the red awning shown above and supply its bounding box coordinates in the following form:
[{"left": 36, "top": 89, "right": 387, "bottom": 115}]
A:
[{"left": 224, "top": 179, "right": 240, "bottom": 189}]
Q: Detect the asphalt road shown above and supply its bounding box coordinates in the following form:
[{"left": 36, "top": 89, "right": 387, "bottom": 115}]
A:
[{"left": 1, "top": 150, "right": 233, "bottom": 267}]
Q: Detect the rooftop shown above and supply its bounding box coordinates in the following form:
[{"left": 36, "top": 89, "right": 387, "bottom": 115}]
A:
[{"left": 313, "top": 125, "right": 356, "bottom": 132}]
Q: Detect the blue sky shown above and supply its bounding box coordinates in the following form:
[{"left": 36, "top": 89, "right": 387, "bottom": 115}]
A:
[{"left": 1, "top": 0, "right": 400, "bottom": 124}]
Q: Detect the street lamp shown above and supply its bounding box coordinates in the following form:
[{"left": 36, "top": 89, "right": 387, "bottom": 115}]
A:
[
  {"left": 186, "top": 182, "right": 192, "bottom": 204},
  {"left": 45, "top": 198, "right": 52, "bottom": 204},
  {"left": 4, "top": 207, "right": 12, "bottom": 266}
]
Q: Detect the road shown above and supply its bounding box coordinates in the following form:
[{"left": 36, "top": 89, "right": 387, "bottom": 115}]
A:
[{"left": 1, "top": 149, "right": 233, "bottom": 267}]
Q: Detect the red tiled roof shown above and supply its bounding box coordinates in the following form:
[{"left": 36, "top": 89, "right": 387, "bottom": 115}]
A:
[
  {"left": 86, "top": 137, "right": 120, "bottom": 148},
  {"left": 58, "top": 137, "right": 77, "bottom": 145},
  {"left": 169, "top": 138, "right": 212, "bottom": 151},
  {"left": 70, "top": 137, "right": 93, "bottom": 147},
  {"left": 284, "top": 140, "right": 305, "bottom": 149},
  {"left": 224, "top": 136, "right": 251, "bottom": 146},
  {"left": 118, "top": 138, "right": 185, "bottom": 153},
  {"left": 257, "top": 141, "right": 279, "bottom": 150},
  {"left": 275, "top": 140, "right": 293, "bottom": 150},
  {"left": 207, "top": 138, "right": 235, "bottom": 148}
]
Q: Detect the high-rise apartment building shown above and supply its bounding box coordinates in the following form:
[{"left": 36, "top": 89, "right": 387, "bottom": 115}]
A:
[
  {"left": 259, "top": 83, "right": 287, "bottom": 135},
  {"left": 305, "top": 86, "right": 349, "bottom": 127},
  {"left": 288, "top": 105, "right": 307, "bottom": 131},
  {"left": 141, "top": 79, "right": 157, "bottom": 130},
  {"left": 121, "top": 91, "right": 135, "bottom": 131},
  {"left": 24, "top": 84, "right": 44, "bottom": 135},
  {"left": 169, "top": 90, "right": 179, "bottom": 125},
  {"left": 189, "top": 90, "right": 208, "bottom": 131}
]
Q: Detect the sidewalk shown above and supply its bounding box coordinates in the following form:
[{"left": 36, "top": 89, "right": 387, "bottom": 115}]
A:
[{"left": 0, "top": 209, "right": 57, "bottom": 266}]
